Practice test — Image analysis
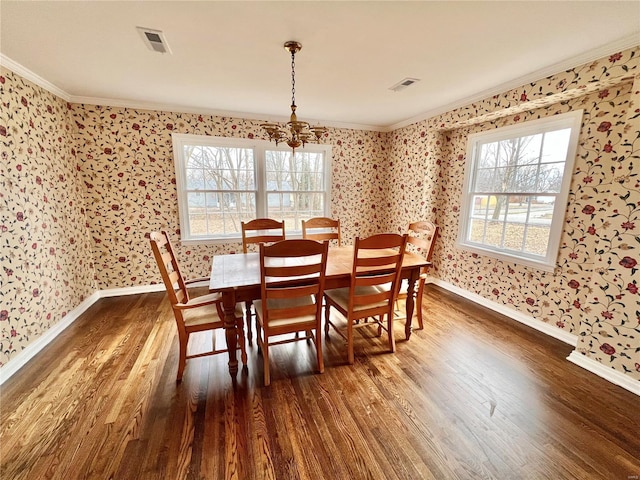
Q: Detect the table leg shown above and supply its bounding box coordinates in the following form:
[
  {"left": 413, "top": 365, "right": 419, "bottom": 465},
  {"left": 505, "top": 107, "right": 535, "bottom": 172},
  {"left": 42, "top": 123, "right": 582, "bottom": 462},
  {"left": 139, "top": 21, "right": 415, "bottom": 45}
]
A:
[
  {"left": 222, "top": 288, "right": 239, "bottom": 376},
  {"left": 404, "top": 270, "right": 419, "bottom": 340}
]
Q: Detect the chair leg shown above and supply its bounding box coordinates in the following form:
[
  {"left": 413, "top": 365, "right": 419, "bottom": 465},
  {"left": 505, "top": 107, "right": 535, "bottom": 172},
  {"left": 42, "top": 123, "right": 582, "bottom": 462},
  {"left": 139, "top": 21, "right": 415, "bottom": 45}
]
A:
[
  {"left": 316, "top": 329, "right": 324, "bottom": 374},
  {"left": 387, "top": 314, "right": 396, "bottom": 353},
  {"left": 324, "top": 303, "right": 331, "bottom": 336},
  {"left": 177, "top": 331, "right": 188, "bottom": 382},
  {"left": 245, "top": 301, "right": 253, "bottom": 345},
  {"left": 236, "top": 317, "right": 248, "bottom": 366},
  {"left": 416, "top": 281, "right": 425, "bottom": 330},
  {"left": 262, "top": 338, "right": 270, "bottom": 386},
  {"left": 256, "top": 318, "right": 262, "bottom": 355},
  {"left": 347, "top": 319, "right": 354, "bottom": 365}
]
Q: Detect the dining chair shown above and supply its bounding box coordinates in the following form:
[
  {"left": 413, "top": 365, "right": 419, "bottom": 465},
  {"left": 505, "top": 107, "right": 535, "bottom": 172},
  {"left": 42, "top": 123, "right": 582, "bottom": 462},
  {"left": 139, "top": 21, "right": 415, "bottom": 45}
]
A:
[
  {"left": 323, "top": 233, "right": 408, "bottom": 365},
  {"left": 301, "top": 217, "right": 342, "bottom": 246},
  {"left": 149, "top": 230, "right": 247, "bottom": 382},
  {"left": 395, "top": 221, "right": 439, "bottom": 329},
  {"left": 241, "top": 218, "right": 286, "bottom": 253},
  {"left": 254, "top": 239, "right": 329, "bottom": 386},
  {"left": 240, "top": 218, "right": 286, "bottom": 344}
]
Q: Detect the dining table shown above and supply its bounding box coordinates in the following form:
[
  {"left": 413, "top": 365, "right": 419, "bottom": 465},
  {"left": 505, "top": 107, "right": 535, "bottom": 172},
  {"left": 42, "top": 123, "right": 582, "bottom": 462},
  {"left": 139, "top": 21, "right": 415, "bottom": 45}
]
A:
[{"left": 209, "top": 245, "right": 430, "bottom": 376}]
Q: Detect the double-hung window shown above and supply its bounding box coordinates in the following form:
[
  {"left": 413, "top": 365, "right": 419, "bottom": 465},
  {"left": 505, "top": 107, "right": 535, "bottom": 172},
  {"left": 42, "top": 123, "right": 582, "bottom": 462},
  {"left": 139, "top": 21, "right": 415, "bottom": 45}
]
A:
[
  {"left": 457, "top": 110, "right": 582, "bottom": 270},
  {"left": 172, "top": 134, "right": 331, "bottom": 242}
]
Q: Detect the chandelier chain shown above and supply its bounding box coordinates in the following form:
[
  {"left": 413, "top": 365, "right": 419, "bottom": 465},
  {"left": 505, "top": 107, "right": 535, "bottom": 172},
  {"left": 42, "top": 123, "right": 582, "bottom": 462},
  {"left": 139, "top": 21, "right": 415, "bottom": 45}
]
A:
[
  {"left": 290, "top": 50, "right": 296, "bottom": 106},
  {"left": 260, "top": 40, "right": 328, "bottom": 152}
]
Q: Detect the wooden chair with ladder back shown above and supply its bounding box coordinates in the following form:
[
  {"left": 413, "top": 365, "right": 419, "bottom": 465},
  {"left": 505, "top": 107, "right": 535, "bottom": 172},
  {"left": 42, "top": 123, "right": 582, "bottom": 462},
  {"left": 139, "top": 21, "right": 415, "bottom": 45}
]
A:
[
  {"left": 301, "top": 217, "right": 342, "bottom": 246},
  {"left": 379, "top": 221, "right": 438, "bottom": 331},
  {"left": 149, "top": 230, "right": 247, "bottom": 382},
  {"left": 240, "top": 218, "right": 286, "bottom": 345},
  {"left": 254, "top": 239, "right": 329, "bottom": 385},
  {"left": 323, "top": 233, "right": 407, "bottom": 364}
]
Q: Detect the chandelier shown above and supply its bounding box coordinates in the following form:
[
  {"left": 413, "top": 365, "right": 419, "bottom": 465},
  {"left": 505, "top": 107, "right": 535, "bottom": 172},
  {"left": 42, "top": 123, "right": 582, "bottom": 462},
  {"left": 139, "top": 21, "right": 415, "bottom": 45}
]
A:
[{"left": 261, "top": 41, "right": 328, "bottom": 152}]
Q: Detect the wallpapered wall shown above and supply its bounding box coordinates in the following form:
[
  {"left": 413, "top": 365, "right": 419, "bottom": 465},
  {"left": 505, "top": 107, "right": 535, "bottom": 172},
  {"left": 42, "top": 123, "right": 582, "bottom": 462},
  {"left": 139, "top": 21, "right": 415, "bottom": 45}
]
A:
[
  {"left": 71, "top": 108, "right": 391, "bottom": 287},
  {"left": 0, "top": 69, "right": 391, "bottom": 365},
  {"left": 387, "top": 47, "right": 640, "bottom": 380},
  {"left": 1, "top": 46, "right": 638, "bottom": 383},
  {"left": 1, "top": 71, "right": 96, "bottom": 364}
]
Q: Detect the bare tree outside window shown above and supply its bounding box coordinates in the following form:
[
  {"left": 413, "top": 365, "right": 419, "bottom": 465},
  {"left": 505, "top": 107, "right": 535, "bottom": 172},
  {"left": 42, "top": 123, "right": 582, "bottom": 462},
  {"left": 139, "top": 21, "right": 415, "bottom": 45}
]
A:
[
  {"left": 173, "top": 134, "right": 331, "bottom": 240},
  {"left": 266, "top": 150, "right": 325, "bottom": 230},
  {"left": 459, "top": 112, "right": 581, "bottom": 269},
  {"left": 184, "top": 145, "right": 256, "bottom": 236}
]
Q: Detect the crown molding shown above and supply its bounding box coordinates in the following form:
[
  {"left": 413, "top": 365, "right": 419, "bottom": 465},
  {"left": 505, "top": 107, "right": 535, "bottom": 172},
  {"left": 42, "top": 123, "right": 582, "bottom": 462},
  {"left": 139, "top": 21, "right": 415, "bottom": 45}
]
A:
[
  {"left": 3, "top": 33, "right": 638, "bottom": 134},
  {"left": 0, "top": 54, "right": 71, "bottom": 102},
  {"left": 70, "top": 95, "right": 386, "bottom": 132},
  {"left": 389, "top": 33, "right": 640, "bottom": 131},
  {"left": 0, "top": 53, "right": 383, "bottom": 132}
]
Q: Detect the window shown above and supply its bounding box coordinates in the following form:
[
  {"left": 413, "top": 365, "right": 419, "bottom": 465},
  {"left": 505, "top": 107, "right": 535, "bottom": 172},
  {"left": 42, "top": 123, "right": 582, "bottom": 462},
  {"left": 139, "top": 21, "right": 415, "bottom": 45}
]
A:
[
  {"left": 172, "top": 134, "right": 331, "bottom": 242},
  {"left": 457, "top": 110, "right": 582, "bottom": 270}
]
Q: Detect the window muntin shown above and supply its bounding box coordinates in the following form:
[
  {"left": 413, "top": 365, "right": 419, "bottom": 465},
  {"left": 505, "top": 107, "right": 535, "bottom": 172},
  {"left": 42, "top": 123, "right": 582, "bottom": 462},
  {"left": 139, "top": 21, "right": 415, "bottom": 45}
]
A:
[
  {"left": 172, "top": 134, "right": 331, "bottom": 242},
  {"left": 183, "top": 145, "right": 256, "bottom": 237},
  {"left": 457, "top": 111, "right": 582, "bottom": 270},
  {"left": 265, "top": 150, "right": 327, "bottom": 231}
]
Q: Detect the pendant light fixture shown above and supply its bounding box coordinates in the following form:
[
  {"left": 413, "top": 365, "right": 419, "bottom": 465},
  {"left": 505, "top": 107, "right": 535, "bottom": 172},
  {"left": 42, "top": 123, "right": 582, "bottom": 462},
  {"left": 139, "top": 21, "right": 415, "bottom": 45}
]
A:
[{"left": 261, "top": 41, "right": 328, "bottom": 152}]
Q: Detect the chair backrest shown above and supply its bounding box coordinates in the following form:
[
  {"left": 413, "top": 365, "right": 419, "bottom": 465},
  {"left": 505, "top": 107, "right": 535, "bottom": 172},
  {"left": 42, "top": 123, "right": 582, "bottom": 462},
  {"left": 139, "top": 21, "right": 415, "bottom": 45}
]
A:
[
  {"left": 259, "top": 239, "right": 329, "bottom": 329},
  {"left": 241, "top": 218, "right": 285, "bottom": 253},
  {"left": 349, "top": 233, "right": 408, "bottom": 319},
  {"left": 301, "top": 217, "right": 341, "bottom": 246},
  {"left": 149, "top": 230, "right": 189, "bottom": 307},
  {"left": 406, "top": 221, "right": 439, "bottom": 262}
]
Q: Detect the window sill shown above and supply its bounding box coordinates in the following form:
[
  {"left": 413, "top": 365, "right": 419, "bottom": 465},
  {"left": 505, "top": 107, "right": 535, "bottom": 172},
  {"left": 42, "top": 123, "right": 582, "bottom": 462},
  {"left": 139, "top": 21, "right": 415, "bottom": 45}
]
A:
[
  {"left": 455, "top": 242, "right": 557, "bottom": 273},
  {"left": 180, "top": 232, "right": 304, "bottom": 246},
  {"left": 180, "top": 237, "right": 242, "bottom": 246}
]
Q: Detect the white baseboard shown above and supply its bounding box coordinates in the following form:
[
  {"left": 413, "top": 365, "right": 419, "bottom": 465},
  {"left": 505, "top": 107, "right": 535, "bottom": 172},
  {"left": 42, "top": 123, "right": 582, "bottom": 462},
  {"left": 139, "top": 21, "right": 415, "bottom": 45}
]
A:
[
  {"left": 0, "top": 291, "right": 100, "bottom": 385},
  {"left": 0, "top": 283, "right": 167, "bottom": 386},
  {"left": 5, "top": 280, "right": 638, "bottom": 397},
  {"left": 567, "top": 351, "right": 640, "bottom": 396},
  {"left": 427, "top": 277, "right": 639, "bottom": 396},
  {"left": 99, "top": 283, "right": 166, "bottom": 297},
  {"left": 426, "top": 277, "right": 578, "bottom": 346}
]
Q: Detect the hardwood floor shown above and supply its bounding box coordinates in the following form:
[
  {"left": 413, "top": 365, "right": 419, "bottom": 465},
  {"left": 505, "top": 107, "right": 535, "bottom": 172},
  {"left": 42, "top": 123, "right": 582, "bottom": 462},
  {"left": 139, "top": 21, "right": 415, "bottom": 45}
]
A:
[{"left": 1, "top": 284, "right": 638, "bottom": 479}]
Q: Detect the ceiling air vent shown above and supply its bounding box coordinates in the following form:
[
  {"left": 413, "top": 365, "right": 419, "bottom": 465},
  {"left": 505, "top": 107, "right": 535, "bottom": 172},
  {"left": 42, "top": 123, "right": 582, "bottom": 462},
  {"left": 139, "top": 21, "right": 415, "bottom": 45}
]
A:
[
  {"left": 389, "top": 77, "right": 420, "bottom": 92},
  {"left": 136, "top": 27, "right": 171, "bottom": 54}
]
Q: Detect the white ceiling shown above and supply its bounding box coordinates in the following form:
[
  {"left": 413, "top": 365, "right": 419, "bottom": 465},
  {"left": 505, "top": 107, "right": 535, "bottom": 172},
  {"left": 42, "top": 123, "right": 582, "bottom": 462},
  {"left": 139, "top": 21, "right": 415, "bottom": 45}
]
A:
[{"left": 1, "top": 1, "right": 639, "bottom": 130}]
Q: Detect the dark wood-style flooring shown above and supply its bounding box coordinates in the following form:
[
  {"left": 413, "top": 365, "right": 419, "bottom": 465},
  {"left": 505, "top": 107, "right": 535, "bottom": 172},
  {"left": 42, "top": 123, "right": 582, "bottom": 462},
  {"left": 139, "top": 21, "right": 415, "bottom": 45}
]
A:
[{"left": 1, "top": 284, "right": 638, "bottom": 479}]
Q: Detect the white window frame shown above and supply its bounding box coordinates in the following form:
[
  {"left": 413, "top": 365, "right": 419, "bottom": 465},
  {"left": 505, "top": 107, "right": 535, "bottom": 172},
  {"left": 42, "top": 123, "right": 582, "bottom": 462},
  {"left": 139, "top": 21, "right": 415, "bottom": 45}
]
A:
[
  {"left": 457, "top": 110, "right": 583, "bottom": 271},
  {"left": 172, "top": 134, "right": 332, "bottom": 244}
]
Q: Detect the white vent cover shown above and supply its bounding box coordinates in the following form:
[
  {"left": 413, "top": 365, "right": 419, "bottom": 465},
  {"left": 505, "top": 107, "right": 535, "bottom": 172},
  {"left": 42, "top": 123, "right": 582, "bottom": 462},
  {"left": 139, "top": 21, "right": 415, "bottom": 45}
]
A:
[
  {"left": 136, "top": 27, "right": 171, "bottom": 54},
  {"left": 389, "top": 77, "right": 420, "bottom": 92}
]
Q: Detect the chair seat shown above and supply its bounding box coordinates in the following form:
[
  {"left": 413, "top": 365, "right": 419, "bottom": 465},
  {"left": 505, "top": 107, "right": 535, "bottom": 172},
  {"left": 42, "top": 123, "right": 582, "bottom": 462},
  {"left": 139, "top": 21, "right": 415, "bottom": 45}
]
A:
[
  {"left": 378, "top": 278, "right": 424, "bottom": 295},
  {"left": 182, "top": 291, "right": 222, "bottom": 306},
  {"left": 254, "top": 296, "right": 317, "bottom": 328},
  {"left": 374, "top": 282, "right": 395, "bottom": 294},
  {"left": 324, "top": 286, "right": 388, "bottom": 312},
  {"left": 179, "top": 302, "right": 243, "bottom": 328}
]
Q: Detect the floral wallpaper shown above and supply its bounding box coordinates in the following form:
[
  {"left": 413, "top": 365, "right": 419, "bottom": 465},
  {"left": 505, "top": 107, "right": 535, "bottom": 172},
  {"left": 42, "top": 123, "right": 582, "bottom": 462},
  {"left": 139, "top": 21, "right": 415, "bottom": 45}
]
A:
[
  {"left": 1, "top": 46, "right": 639, "bottom": 384},
  {"left": 71, "top": 107, "right": 390, "bottom": 287},
  {"left": 0, "top": 68, "right": 96, "bottom": 366},
  {"left": 387, "top": 47, "right": 639, "bottom": 381},
  {"left": 578, "top": 71, "right": 640, "bottom": 375}
]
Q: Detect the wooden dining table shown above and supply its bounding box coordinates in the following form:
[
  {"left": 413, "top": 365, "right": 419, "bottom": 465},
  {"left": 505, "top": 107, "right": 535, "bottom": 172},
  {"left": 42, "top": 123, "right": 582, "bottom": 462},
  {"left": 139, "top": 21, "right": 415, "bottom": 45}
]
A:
[{"left": 209, "top": 246, "right": 430, "bottom": 376}]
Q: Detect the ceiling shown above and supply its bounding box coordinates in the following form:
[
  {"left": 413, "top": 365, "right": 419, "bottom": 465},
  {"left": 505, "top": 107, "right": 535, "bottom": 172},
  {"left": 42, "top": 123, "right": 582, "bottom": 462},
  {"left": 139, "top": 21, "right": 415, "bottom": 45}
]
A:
[{"left": 1, "top": 1, "right": 639, "bottom": 131}]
